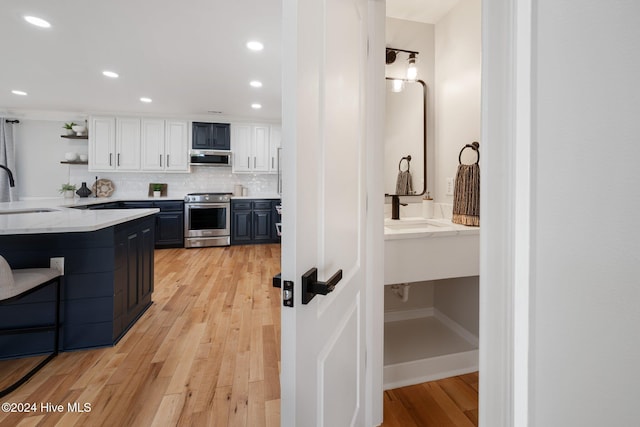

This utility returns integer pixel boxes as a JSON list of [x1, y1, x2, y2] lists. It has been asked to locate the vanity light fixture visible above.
[[407, 53, 418, 81], [102, 70, 119, 78], [24, 16, 51, 28], [385, 47, 420, 81], [140, 97, 152, 103], [246, 41, 264, 51], [11, 90, 27, 96], [251, 103, 262, 109], [250, 80, 263, 88]]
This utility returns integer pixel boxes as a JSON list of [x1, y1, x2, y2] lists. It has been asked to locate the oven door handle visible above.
[[185, 203, 229, 209]]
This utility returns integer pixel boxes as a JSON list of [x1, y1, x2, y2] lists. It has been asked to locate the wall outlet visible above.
[[446, 177, 455, 196], [50, 257, 64, 275]]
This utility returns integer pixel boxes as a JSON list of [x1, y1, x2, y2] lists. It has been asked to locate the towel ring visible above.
[[458, 141, 480, 165], [398, 155, 412, 172]]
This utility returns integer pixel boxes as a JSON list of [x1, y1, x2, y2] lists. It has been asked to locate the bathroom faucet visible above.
[[0, 165, 14, 187], [391, 195, 407, 220]]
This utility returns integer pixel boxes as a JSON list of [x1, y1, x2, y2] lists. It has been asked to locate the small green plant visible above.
[[153, 183, 162, 192], [63, 122, 77, 130], [59, 183, 76, 193]]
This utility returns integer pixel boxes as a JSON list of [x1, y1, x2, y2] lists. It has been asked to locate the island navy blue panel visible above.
[[0, 215, 155, 358]]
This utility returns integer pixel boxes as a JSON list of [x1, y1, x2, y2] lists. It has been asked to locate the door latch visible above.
[[301, 268, 343, 304], [273, 273, 293, 307]]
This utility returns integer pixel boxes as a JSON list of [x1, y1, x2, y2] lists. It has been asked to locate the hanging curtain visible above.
[[0, 118, 17, 202]]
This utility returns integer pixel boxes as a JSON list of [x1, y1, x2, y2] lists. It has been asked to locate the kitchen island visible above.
[[0, 200, 158, 359]]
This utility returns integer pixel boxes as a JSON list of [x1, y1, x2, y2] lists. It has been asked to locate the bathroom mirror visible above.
[[384, 78, 427, 197]]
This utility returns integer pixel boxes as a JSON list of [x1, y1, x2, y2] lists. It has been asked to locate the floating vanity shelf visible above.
[[383, 217, 480, 389], [60, 161, 88, 165], [60, 135, 88, 139]]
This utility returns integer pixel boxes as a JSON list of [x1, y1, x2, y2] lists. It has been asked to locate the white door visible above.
[[281, 0, 373, 425]]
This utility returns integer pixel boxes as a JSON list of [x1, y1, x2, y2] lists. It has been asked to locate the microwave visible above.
[[189, 150, 232, 166]]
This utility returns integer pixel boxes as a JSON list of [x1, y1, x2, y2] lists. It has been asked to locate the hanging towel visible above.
[[452, 163, 480, 226], [395, 170, 413, 195]]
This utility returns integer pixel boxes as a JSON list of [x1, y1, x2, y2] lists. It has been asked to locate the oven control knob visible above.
[[205, 196, 209, 200]]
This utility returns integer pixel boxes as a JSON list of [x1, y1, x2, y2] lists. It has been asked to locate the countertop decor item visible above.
[[147, 183, 167, 197], [452, 142, 480, 226], [92, 179, 115, 197], [75, 182, 92, 198], [64, 152, 78, 161], [59, 183, 76, 198], [422, 192, 434, 219]]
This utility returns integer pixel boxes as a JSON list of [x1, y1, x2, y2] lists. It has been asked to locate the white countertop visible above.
[[0, 198, 158, 235], [384, 217, 479, 240]]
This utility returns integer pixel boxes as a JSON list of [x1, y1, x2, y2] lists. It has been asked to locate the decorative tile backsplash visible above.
[[68, 165, 278, 198]]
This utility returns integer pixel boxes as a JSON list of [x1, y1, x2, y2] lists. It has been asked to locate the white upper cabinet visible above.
[[164, 120, 189, 172], [90, 116, 189, 173], [141, 119, 189, 172], [141, 119, 165, 171], [269, 124, 281, 173], [115, 118, 141, 171], [89, 117, 116, 171], [231, 123, 272, 173]]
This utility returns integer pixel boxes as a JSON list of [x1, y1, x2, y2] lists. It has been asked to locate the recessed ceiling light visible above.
[[246, 41, 264, 51], [250, 80, 263, 88], [102, 70, 119, 78], [140, 97, 152, 103], [251, 103, 262, 109], [24, 16, 51, 28], [11, 90, 27, 96]]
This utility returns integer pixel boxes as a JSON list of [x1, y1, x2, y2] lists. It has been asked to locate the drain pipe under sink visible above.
[[390, 283, 410, 302]]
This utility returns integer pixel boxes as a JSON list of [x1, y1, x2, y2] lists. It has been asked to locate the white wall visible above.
[[434, 0, 481, 204], [12, 119, 277, 199], [530, 1, 640, 425]]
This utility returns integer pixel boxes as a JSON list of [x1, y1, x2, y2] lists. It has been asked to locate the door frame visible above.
[[479, 0, 532, 425]]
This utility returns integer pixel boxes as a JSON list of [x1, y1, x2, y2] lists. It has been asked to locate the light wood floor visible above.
[[0, 244, 479, 427], [0, 245, 282, 427]]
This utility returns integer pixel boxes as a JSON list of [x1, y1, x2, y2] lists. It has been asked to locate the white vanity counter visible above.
[[384, 217, 479, 285], [0, 198, 158, 235]]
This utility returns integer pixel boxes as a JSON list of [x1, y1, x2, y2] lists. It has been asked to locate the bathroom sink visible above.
[[384, 218, 447, 229], [0, 208, 61, 215]]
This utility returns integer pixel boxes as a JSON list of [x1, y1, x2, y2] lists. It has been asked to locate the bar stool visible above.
[[0, 255, 61, 398]]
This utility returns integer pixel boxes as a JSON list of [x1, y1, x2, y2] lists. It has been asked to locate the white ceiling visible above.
[[1, 1, 457, 122], [386, 0, 461, 24], [0, 0, 282, 121]]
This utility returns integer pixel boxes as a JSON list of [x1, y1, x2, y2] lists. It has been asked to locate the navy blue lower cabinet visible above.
[[231, 199, 281, 245], [0, 215, 155, 359]]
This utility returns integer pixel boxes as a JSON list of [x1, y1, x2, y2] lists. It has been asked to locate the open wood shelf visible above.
[[60, 135, 88, 139], [60, 161, 88, 165]]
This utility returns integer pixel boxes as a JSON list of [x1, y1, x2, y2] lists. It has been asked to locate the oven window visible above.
[[189, 207, 227, 230]]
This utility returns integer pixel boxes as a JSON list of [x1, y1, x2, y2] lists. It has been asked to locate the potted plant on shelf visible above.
[[59, 183, 77, 198], [63, 122, 77, 136]]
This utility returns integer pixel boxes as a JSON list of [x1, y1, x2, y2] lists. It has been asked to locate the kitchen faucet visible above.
[[0, 165, 15, 187]]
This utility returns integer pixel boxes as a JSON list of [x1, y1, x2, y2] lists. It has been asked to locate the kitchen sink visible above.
[[384, 218, 447, 229]]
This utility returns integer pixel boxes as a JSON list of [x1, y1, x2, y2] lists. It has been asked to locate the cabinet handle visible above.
[[254, 157, 256, 168], [160, 154, 162, 167], [109, 153, 112, 166], [117, 153, 121, 167], [247, 157, 250, 168], [272, 157, 274, 169], [167, 154, 170, 167]]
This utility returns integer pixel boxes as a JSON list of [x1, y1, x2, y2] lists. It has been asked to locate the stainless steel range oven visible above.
[[184, 193, 231, 248]]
